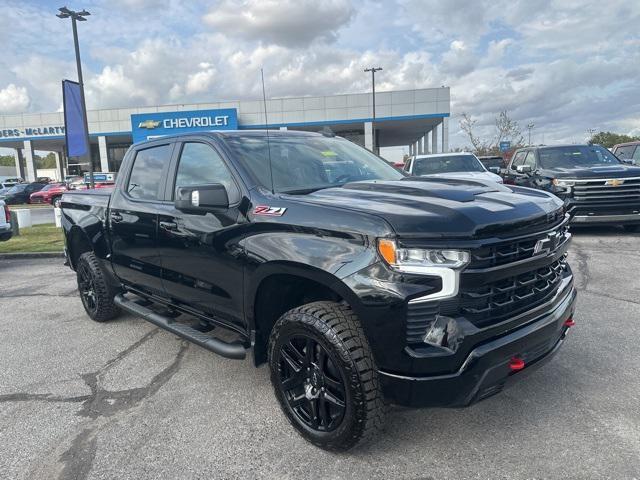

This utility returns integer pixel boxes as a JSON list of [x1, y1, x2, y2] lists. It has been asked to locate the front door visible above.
[[157, 140, 247, 327], [109, 142, 174, 295]]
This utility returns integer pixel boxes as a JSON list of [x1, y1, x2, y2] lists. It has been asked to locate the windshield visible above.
[[538, 145, 621, 169], [413, 155, 485, 175], [479, 157, 503, 168], [7, 184, 27, 194], [225, 134, 403, 193]]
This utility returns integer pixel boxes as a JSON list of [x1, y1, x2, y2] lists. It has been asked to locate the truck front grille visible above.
[[458, 257, 567, 328], [470, 223, 569, 269], [572, 177, 640, 204]]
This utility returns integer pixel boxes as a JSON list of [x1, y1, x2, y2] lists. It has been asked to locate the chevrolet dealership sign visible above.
[[131, 108, 238, 143]]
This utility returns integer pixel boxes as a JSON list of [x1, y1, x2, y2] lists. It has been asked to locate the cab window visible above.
[[523, 151, 536, 169], [510, 151, 526, 169], [127, 144, 172, 201], [174, 142, 240, 203]]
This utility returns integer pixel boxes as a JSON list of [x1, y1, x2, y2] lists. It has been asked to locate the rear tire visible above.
[[76, 252, 120, 322], [623, 224, 640, 233], [268, 301, 386, 451]]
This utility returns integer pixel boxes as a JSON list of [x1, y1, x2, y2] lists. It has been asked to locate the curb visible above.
[[0, 252, 65, 260]]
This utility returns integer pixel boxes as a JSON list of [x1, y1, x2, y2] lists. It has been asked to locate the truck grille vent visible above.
[[572, 178, 640, 204], [406, 302, 440, 344], [470, 224, 569, 269], [459, 257, 567, 328]]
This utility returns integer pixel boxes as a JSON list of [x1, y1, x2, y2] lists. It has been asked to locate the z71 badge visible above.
[[253, 205, 287, 216]]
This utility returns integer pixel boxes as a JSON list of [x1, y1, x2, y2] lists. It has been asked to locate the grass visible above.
[[0, 223, 64, 253]]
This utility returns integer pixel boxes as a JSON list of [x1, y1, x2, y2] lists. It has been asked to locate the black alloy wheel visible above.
[[268, 301, 386, 450], [75, 252, 120, 322], [277, 335, 347, 432], [78, 260, 98, 315]]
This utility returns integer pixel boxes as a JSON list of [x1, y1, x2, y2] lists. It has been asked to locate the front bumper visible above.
[[379, 282, 577, 408], [571, 211, 640, 224]]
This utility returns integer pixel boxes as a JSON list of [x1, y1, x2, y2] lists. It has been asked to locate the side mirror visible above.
[[516, 165, 533, 174], [621, 158, 633, 165], [488, 166, 501, 174], [175, 183, 229, 213]]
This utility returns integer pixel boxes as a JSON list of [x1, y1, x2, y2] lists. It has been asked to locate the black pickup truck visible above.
[[504, 144, 640, 231], [61, 131, 577, 450]]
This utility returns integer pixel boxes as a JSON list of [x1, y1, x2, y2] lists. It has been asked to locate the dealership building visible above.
[[0, 87, 450, 181]]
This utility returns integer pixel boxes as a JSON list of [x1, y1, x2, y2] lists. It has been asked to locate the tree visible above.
[[459, 113, 488, 153], [495, 111, 524, 148], [459, 111, 524, 155], [588, 131, 640, 148], [0, 154, 16, 167]]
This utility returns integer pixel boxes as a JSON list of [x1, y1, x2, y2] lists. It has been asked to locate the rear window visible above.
[[127, 144, 172, 200]]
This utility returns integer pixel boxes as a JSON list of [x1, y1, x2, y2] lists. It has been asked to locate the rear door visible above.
[[156, 139, 247, 328], [108, 142, 175, 295]]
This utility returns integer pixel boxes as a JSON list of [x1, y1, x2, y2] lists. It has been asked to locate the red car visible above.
[[29, 182, 68, 207]]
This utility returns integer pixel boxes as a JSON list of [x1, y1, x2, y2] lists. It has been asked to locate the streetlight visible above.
[[57, 6, 94, 188], [527, 123, 535, 146], [364, 67, 382, 152]]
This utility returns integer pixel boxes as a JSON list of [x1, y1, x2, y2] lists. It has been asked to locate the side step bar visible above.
[[114, 294, 247, 360]]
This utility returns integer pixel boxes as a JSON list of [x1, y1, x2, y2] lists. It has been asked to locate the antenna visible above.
[[261, 68, 275, 194]]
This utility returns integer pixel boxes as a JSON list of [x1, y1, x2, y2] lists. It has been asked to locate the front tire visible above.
[[76, 252, 120, 322], [268, 301, 386, 451]]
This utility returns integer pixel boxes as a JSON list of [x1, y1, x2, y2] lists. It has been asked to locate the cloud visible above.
[[0, 84, 30, 113], [0, 0, 638, 156], [203, 0, 355, 46]]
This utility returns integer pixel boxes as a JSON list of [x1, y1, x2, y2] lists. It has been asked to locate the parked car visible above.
[[0, 182, 46, 205], [612, 140, 640, 165], [477, 155, 506, 174], [62, 131, 576, 450], [403, 152, 504, 183], [29, 182, 69, 207], [36, 177, 54, 184], [0, 199, 12, 241], [504, 144, 640, 231], [0, 177, 24, 189]]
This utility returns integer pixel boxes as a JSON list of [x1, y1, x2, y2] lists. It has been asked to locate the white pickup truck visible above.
[[0, 200, 12, 241]]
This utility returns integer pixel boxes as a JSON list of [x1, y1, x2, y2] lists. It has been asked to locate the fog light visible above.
[[509, 357, 525, 371]]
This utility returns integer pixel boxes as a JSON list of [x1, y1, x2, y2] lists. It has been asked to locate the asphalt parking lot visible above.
[[1, 227, 639, 479]]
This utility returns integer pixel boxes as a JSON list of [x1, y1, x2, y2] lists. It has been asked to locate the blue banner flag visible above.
[[62, 80, 88, 157]]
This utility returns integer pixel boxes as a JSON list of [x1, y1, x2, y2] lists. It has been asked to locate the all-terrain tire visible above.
[[268, 301, 386, 451], [76, 252, 121, 322]]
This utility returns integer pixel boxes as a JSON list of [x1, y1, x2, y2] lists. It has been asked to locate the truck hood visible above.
[[540, 164, 640, 179], [297, 178, 564, 239]]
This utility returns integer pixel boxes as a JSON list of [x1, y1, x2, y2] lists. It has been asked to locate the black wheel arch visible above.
[[248, 261, 366, 366]]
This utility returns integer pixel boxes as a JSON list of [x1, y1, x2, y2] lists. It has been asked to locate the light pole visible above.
[[364, 67, 382, 152], [57, 6, 94, 188], [527, 123, 535, 146]]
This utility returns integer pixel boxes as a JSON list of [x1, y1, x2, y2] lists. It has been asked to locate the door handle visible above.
[[110, 212, 123, 223], [159, 221, 178, 231]]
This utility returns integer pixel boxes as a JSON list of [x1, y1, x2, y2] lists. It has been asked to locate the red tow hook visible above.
[[509, 357, 526, 372], [564, 317, 575, 328]]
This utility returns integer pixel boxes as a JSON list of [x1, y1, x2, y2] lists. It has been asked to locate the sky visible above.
[[0, 0, 639, 159]]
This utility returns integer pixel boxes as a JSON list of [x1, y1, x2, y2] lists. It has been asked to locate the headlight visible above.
[[552, 178, 574, 190], [377, 239, 470, 272]]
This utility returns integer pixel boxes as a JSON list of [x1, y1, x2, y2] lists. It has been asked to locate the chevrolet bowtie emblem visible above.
[[138, 119, 160, 129], [605, 179, 624, 186]]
